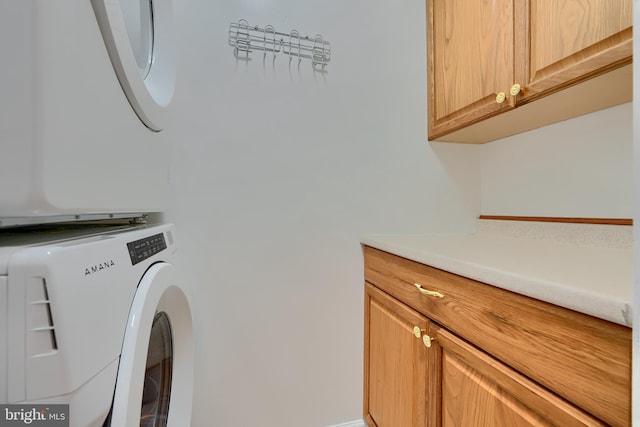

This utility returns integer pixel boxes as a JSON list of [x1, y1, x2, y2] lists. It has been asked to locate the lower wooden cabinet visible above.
[[363, 247, 631, 427], [365, 284, 428, 427], [434, 326, 608, 426]]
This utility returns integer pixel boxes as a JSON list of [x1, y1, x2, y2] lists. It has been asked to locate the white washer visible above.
[[0, 0, 175, 227], [0, 223, 194, 426]]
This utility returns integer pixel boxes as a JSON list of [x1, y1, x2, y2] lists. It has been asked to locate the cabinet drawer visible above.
[[363, 246, 631, 427]]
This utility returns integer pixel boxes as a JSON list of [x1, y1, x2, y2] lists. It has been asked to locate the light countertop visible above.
[[361, 220, 633, 327]]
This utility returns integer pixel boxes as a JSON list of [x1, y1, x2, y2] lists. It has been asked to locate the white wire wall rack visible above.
[[228, 19, 331, 69]]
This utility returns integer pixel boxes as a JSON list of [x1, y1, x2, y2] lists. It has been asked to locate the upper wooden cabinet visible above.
[[427, 0, 633, 143], [428, 1, 516, 138], [524, 1, 632, 100]]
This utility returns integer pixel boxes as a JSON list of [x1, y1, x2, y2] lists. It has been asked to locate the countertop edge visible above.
[[361, 235, 632, 327]]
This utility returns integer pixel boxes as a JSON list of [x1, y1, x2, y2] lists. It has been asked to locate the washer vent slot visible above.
[[28, 278, 58, 356]]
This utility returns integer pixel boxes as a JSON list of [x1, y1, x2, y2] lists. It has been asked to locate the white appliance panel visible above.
[[0, 0, 174, 224], [0, 224, 193, 426]]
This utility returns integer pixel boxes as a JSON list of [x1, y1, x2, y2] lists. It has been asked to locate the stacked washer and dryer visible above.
[[0, 0, 194, 426]]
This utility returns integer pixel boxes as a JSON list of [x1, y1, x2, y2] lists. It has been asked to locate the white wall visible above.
[[481, 103, 633, 218], [166, 0, 478, 426], [166, 0, 634, 425]]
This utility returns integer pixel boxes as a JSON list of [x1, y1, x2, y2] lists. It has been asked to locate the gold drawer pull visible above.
[[414, 283, 444, 298]]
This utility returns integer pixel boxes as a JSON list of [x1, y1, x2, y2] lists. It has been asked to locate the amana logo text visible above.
[[84, 260, 116, 276]]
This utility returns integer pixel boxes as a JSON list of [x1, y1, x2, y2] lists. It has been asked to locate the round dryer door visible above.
[[92, 0, 175, 131], [109, 263, 194, 426]]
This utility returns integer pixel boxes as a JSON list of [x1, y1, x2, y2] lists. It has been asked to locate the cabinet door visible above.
[[428, 0, 516, 140], [432, 326, 607, 427], [364, 283, 429, 427], [518, 0, 632, 101]]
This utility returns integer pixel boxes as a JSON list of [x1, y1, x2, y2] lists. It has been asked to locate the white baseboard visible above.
[[327, 420, 367, 427]]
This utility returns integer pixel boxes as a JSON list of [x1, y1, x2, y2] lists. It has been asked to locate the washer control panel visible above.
[[127, 233, 167, 265]]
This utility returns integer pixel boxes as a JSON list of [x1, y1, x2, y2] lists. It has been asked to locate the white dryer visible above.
[[0, 223, 194, 426], [0, 0, 176, 227]]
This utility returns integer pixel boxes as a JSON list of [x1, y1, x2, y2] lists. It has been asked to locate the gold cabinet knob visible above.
[[510, 84, 521, 96], [496, 92, 506, 103], [422, 334, 435, 348], [413, 326, 424, 338]]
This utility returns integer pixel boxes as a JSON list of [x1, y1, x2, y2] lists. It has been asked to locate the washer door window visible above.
[[141, 312, 173, 426], [92, 0, 175, 131]]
